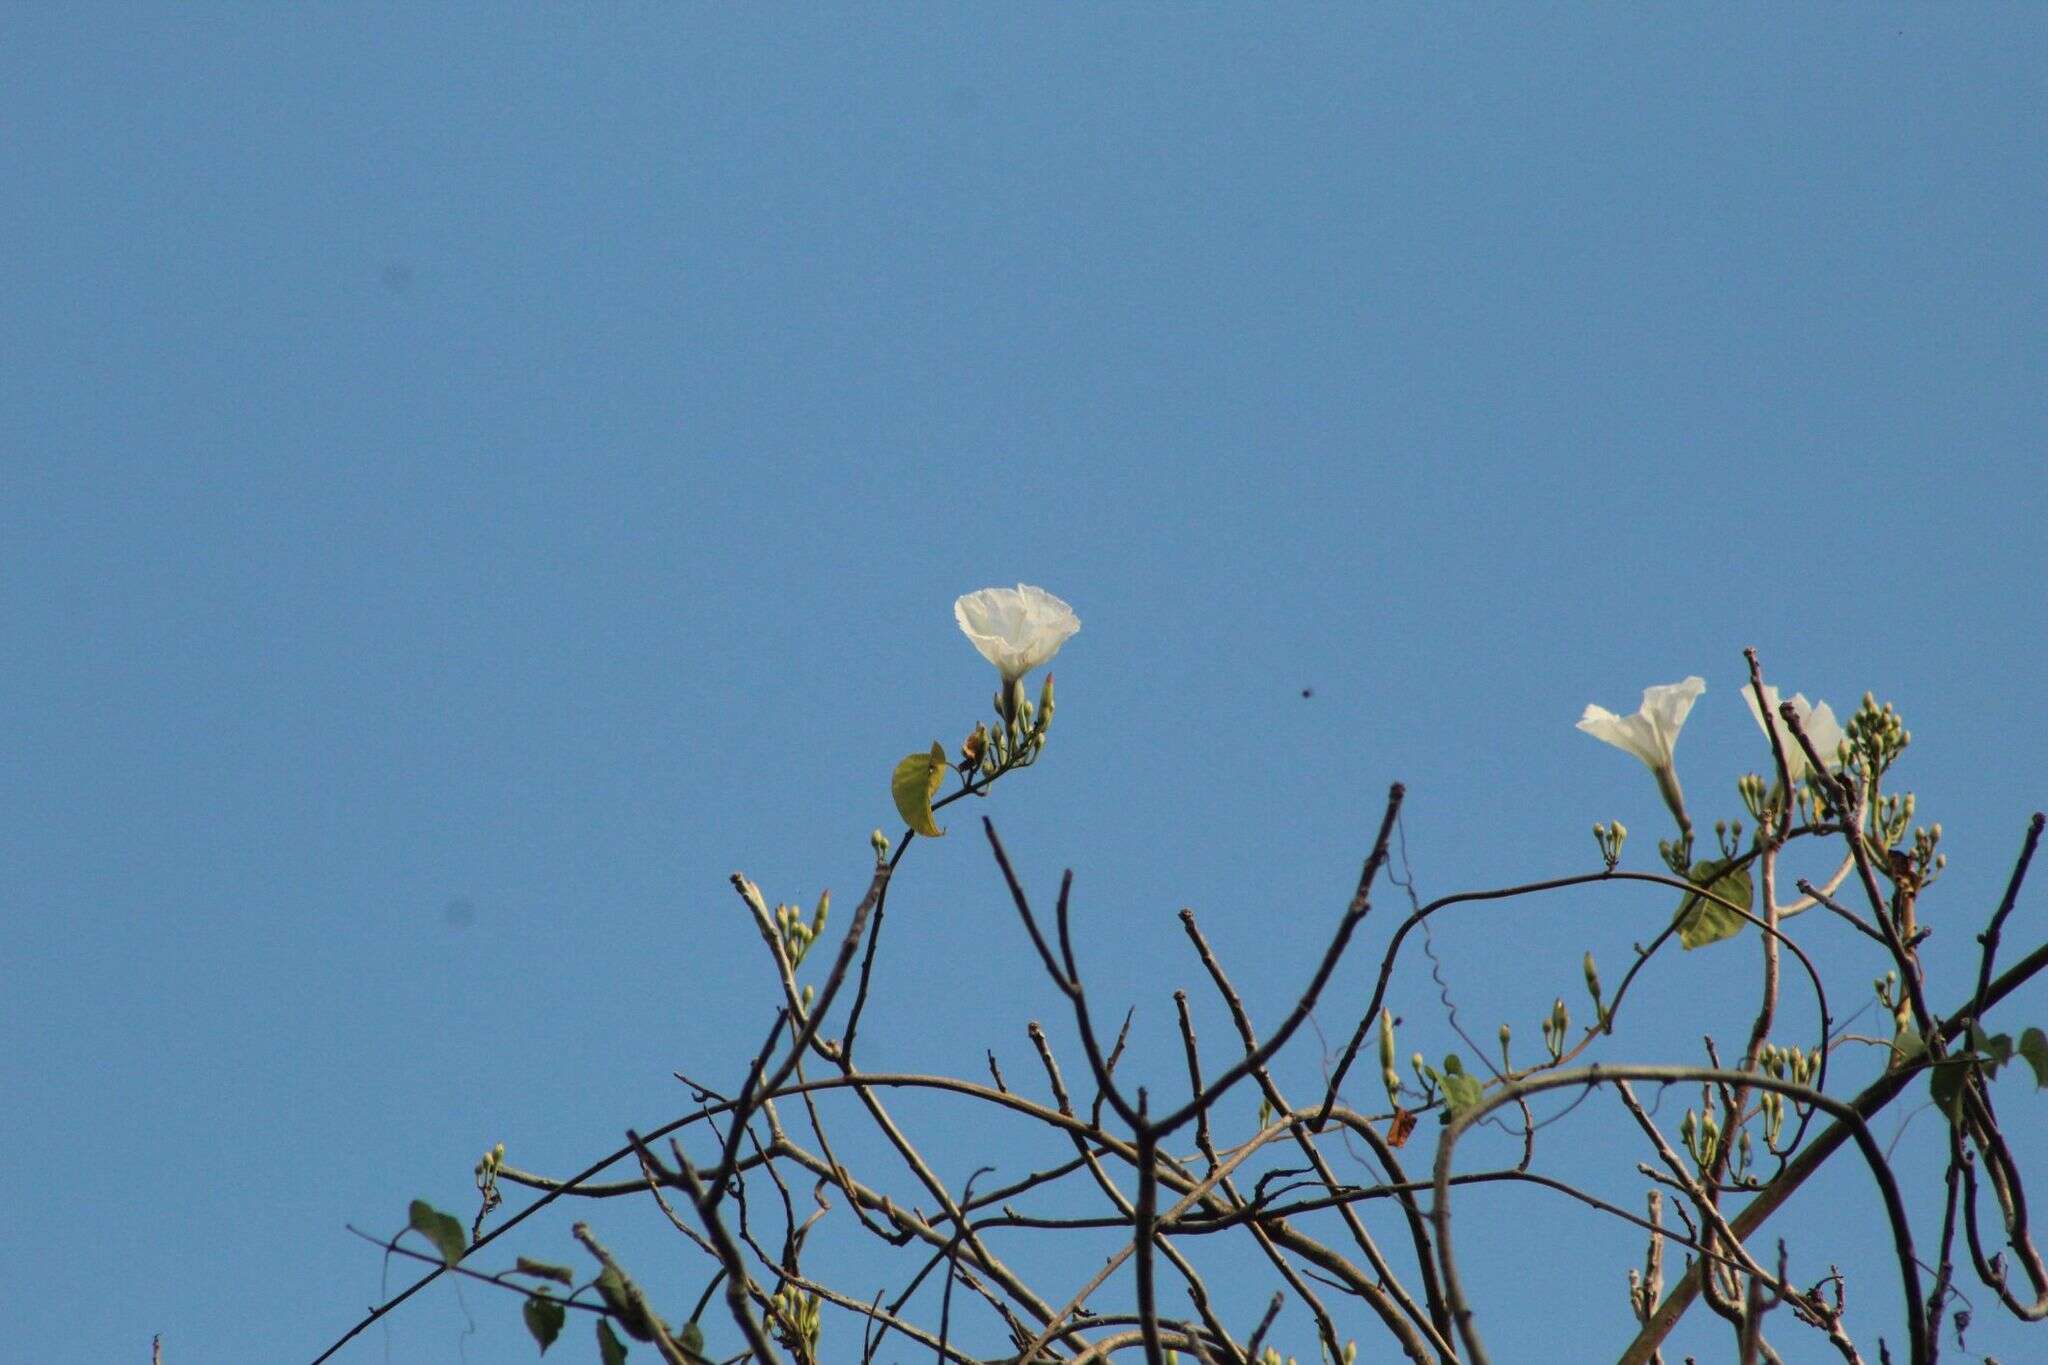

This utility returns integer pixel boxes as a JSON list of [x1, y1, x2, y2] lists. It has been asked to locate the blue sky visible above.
[[4, 7, 2046, 1362]]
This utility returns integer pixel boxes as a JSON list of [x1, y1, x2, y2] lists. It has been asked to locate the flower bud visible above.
[[870, 829, 890, 860], [1378, 1008, 1397, 1072]]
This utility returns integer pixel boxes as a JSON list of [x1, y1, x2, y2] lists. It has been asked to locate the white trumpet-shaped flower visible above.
[[1742, 685, 1845, 780], [954, 584, 1080, 682], [1577, 677, 1707, 775], [1578, 677, 1706, 836]]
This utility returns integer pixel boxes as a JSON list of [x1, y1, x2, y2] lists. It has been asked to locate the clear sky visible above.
[[5, 8, 2046, 1363]]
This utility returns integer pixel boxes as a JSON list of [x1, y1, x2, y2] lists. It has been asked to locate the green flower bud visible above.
[[1378, 1008, 1397, 1072], [871, 828, 890, 860]]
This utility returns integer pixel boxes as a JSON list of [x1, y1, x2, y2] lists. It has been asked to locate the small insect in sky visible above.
[[1301, 687, 1314, 699]]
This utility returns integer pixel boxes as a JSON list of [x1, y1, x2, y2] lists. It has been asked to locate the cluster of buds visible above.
[[1872, 791, 1918, 851], [768, 1283, 822, 1358], [1845, 692, 1910, 779], [1737, 772, 1775, 825], [474, 1141, 507, 1217], [1905, 822, 1947, 888], [1680, 1101, 1721, 1171], [1759, 1087, 1787, 1146], [1593, 820, 1627, 870], [1240, 1347, 1353, 1365], [1874, 969, 1915, 1037], [1656, 836, 1694, 877], [1541, 997, 1571, 1062], [1757, 1043, 1821, 1147], [1713, 818, 1744, 859], [1379, 1008, 1401, 1102], [1759, 1041, 1820, 1088], [773, 891, 830, 971], [972, 672, 1057, 778], [869, 827, 890, 864]]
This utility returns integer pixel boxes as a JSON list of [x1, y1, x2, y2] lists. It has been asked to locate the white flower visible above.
[[953, 584, 1080, 682], [1577, 677, 1707, 775], [1743, 685, 1845, 780]]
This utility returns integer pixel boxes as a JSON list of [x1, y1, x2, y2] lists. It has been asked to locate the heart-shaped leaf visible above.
[[890, 743, 948, 838], [1676, 860, 1752, 950], [406, 1199, 466, 1265]]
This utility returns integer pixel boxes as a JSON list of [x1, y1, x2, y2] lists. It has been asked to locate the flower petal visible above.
[[1579, 677, 1704, 773], [1744, 682, 1844, 779], [954, 584, 1080, 680]]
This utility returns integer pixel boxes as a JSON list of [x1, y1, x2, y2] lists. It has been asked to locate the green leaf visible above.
[[523, 1294, 566, 1355], [1978, 1027, 2015, 1074], [890, 743, 948, 838], [596, 1319, 629, 1365], [679, 1321, 705, 1357], [595, 1266, 651, 1341], [1675, 860, 1752, 950], [594, 1265, 676, 1344], [406, 1199, 467, 1264], [2017, 1027, 2048, 1088], [1929, 1057, 1975, 1123], [1892, 1022, 1926, 1067], [1439, 1053, 1483, 1119], [512, 1257, 577, 1286]]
